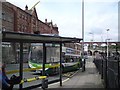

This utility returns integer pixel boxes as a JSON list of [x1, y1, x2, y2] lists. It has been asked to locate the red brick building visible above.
[[2, 2, 59, 35], [15, 6, 32, 33], [38, 19, 52, 34], [2, 2, 59, 63], [2, 2, 14, 32], [2, 2, 81, 63]]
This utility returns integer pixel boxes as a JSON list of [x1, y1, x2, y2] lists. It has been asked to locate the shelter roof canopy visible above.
[[2, 31, 82, 43]]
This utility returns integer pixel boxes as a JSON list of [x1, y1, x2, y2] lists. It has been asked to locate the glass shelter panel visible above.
[[46, 45, 60, 63], [2, 42, 20, 89]]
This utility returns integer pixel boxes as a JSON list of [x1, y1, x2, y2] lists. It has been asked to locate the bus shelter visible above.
[[2, 31, 82, 90]]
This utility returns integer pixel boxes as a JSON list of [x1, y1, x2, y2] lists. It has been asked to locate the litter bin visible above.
[[42, 78, 48, 89]]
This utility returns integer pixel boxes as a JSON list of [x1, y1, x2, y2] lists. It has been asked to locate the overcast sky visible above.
[[6, 0, 119, 42]]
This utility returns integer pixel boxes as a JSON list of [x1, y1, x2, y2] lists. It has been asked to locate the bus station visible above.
[[2, 31, 82, 90]]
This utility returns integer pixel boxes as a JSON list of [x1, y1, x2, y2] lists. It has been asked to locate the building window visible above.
[[25, 16, 27, 21], [17, 26, 19, 31], [19, 25, 22, 31], [2, 27, 6, 31], [0, 13, 2, 19], [19, 13, 22, 18], [25, 26, 27, 31], [22, 25, 24, 32], [2, 12, 5, 20], [22, 14, 25, 19], [7, 15, 13, 23], [23, 25, 26, 32]]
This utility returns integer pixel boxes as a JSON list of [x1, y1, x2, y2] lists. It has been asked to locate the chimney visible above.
[[25, 5, 28, 10], [45, 19, 47, 23]]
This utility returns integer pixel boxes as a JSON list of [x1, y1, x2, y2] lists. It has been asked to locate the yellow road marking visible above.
[[6, 64, 60, 74], [19, 76, 47, 84]]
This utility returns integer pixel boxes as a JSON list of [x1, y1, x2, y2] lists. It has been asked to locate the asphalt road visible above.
[[6, 63, 68, 89], [5, 56, 100, 89]]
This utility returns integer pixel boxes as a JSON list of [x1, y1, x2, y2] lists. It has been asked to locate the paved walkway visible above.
[[48, 56, 104, 89]]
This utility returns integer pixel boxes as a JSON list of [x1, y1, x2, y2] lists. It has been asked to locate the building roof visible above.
[[2, 31, 82, 43]]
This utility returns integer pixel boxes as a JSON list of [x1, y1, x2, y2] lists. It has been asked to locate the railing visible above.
[[94, 55, 120, 88]]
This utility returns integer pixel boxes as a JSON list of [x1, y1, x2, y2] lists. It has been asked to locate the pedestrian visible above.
[[0, 63, 14, 90]]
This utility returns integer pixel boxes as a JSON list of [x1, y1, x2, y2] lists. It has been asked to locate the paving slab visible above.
[[47, 56, 104, 89]]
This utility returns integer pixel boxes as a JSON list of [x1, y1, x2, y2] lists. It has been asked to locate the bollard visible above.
[[82, 58, 86, 72], [42, 78, 48, 90]]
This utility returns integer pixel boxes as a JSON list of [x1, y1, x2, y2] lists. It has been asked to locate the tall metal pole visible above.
[[82, 0, 84, 53], [107, 40, 108, 58], [101, 31, 103, 52], [43, 43, 46, 76], [82, 0, 85, 72], [105, 29, 109, 88], [42, 43, 46, 89], [60, 43, 62, 86], [19, 42, 23, 90], [106, 29, 109, 59]]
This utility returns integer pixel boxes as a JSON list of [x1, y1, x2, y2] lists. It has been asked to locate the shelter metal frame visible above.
[[2, 31, 82, 90]]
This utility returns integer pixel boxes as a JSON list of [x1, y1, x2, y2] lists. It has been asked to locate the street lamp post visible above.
[[82, 0, 85, 72], [101, 31, 103, 52], [106, 29, 109, 58], [105, 29, 109, 88], [82, 0, 84, 55]]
